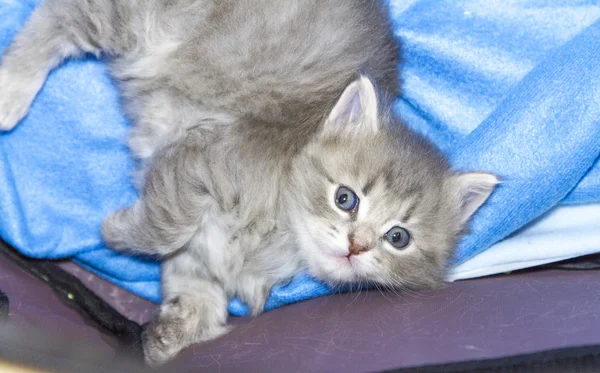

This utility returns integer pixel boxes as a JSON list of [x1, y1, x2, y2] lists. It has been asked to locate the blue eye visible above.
[[384, 226, 410, 249], [335, 186, 359, 212]]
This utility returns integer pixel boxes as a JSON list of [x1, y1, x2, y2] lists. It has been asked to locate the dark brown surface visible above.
[[1, 253, 600, 373]]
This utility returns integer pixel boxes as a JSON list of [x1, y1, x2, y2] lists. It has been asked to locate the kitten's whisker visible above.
[[374, 283, 394, 305]]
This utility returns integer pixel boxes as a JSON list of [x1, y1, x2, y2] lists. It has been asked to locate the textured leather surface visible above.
[[2, 255, 599, 373]]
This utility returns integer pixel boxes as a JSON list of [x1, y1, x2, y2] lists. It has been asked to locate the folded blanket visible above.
[[1, 0, 599, 316]]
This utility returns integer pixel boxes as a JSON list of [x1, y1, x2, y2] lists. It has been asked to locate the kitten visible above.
[[0, 0, 498, 366]]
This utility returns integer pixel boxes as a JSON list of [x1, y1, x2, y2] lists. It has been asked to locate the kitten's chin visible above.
[[308, 254, 358, 284]]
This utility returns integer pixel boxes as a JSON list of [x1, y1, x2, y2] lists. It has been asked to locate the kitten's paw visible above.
[[143, 297, 230, 366], [142, 316, 186, 366], [0, 68, 42, 131], [237, 276, 269, 316]]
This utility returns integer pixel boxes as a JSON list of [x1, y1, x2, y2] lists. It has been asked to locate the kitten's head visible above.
[[285, 76, 498, 290]]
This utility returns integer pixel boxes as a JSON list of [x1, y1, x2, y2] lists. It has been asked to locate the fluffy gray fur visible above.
[[0, 0, 498, 366]]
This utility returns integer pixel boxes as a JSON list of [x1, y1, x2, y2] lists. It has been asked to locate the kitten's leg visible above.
[[102, 132, 219, 256], [144, 252, 229, 366], [0, 0, 130, 130]]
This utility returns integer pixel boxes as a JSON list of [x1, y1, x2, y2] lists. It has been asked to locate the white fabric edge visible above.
[[447, 203, 600, 282]]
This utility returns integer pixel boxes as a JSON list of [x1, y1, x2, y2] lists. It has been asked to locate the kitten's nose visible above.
[[348, 238, 368, 256]]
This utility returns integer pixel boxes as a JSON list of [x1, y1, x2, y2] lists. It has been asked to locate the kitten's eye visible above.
[[384, 226, 410, 249], [335, 186, 359, 212]]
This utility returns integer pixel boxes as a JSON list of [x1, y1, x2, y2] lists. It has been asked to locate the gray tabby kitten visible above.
[[0, 0, 498, 366]]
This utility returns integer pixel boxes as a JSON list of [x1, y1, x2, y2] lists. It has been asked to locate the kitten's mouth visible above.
[[336, 254, 353, 267]]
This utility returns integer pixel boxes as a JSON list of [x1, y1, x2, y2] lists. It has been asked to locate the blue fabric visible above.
[[1, 0, 599, 317]]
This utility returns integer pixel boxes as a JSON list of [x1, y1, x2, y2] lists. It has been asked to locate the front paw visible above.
[[143, 296, 230, 366], [142, 316, 186, 367], [237, 276, 270, 316]]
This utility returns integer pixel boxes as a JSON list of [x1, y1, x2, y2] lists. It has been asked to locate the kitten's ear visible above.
[[324, 76, 379, 134], [453, 172, 499, 224]]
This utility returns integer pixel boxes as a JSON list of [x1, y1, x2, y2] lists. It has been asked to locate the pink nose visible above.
[[348, 239, 368, 256]]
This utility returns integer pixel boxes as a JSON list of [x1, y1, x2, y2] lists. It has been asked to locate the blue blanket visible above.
[[1, 0, 599, 316]]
